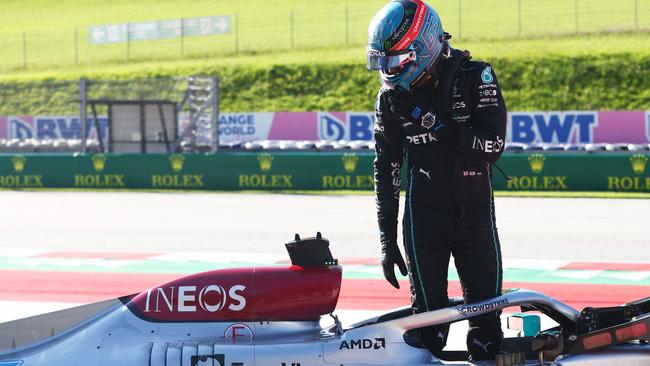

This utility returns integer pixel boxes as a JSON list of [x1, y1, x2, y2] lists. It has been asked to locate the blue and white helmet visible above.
[[367, 0, 447, 91]]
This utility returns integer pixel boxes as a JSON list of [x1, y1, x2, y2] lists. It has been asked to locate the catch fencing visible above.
[[0, 0, 648, 71]]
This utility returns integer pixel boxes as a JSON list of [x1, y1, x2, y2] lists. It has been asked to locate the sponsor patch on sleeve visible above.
[[477, 66, 499, 108], [481, 66, 494, 84]]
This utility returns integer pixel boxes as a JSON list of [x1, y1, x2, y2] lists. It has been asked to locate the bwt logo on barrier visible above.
[[509, 112, 597, 144], [318, 113, 374, 141], [7, 116, 109, 140]]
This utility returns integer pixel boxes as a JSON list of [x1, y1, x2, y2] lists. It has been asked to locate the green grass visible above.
[[0, 0, 649, 74], [2, 49, 649, 114], [2, 31, 649, 82], [0, 1, 648, 114]]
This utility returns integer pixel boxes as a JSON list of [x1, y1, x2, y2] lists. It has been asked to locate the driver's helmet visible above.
[[367, 0, 446, 91]]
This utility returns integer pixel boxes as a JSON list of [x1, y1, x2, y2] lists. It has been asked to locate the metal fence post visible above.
[[518, 0, 522, 35], [127, 22, 131, 61], [457, 0, 462, 39], [74, 27, 79, 64], [235, 14, 240, 54], [345, 6, 350, 47], [290, 10, 295, 50], [79, 78, 88, 154], [22, 32, 27, 68], [180, 18, 185, 57]]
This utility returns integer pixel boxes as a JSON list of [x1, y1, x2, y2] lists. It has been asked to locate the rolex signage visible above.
[[12, 155, 26, 173], [342, 153, 358, 173], [607, 154, 650, 191], [258, 153, 273, 173], [0, 153, 647, 192], [322, 153, 373, 189], [505, 153, 569, 190], [528, 154, 545, 174], [151, 154, 205, 188], [238, 153, 293, 189], [630, 154, 648, 174], [74, 154, 126, 188], [0, 155, 44, 188]]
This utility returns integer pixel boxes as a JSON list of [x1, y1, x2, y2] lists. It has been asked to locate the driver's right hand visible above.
[[380, 241, 408, 289]]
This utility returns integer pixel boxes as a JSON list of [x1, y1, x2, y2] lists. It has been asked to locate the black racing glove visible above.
[[387, 86, 448, 137], [387, 86, 434, 124], [381, 241, 408, 289]]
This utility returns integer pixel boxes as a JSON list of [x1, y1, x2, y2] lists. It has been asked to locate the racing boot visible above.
[[467, 322, 503, 361], [417, 325, 450, 356]]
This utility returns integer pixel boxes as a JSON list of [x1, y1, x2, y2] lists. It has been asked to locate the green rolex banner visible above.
[[495, 153, 650, 191], [0, 153, 648, 192]]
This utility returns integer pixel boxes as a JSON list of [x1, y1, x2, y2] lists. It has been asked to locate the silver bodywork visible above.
[[0, 289, 647, 366]]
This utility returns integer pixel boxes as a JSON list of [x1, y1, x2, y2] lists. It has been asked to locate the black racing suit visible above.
[[373, 49, 507, 359]]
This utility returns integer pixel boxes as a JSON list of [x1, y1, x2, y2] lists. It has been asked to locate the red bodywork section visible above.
[[128, 266, 342, 322]]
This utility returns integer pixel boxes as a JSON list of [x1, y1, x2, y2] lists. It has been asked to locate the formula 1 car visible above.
[[0, 233, 649, 366]]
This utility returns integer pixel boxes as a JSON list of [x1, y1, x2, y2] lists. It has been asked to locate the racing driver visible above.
[[368, 0, 507, 361]]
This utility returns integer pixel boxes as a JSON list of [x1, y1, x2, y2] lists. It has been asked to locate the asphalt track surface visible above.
[[0, 190, 648, 261]]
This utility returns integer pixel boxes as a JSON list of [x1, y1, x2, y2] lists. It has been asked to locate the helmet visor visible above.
[[367, 48, 417, 71]]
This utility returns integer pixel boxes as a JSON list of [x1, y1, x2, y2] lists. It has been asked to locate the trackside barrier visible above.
[[0, 153, 648, 192]]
